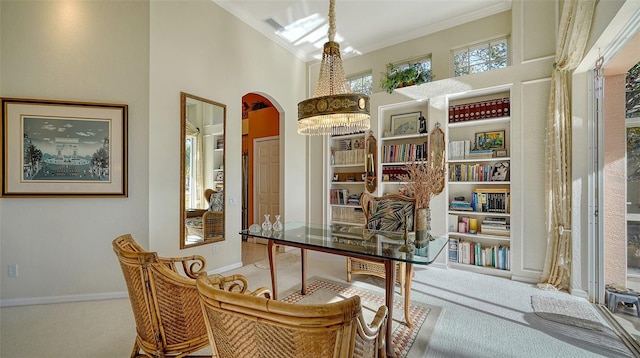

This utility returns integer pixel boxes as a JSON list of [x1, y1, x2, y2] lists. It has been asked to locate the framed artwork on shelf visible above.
[[475, 130, 505, 150], [390, 111, 422, 136], [1, 97, 128, 197], [490, 161, 510, 181]]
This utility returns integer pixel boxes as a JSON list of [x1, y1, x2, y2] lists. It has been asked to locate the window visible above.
[[347, 72, 373, 95], [185, 136, 196, 208], [452, 37, 509, 77], [626, 62, 640, 274], [627, 61, 640, 118], [390, 57, 432, 77]]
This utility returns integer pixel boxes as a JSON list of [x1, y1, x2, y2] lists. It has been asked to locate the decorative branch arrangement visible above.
[[399, 156, 446, 209]]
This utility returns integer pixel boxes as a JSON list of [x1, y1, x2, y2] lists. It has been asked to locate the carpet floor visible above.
[[0, 247, 637, 357], [279, 276, 441, 357]]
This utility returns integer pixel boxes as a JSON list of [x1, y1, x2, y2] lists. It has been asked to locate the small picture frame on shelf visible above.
[[495, 149, 508, 157], [490, 161, 510, 181], [390, 111, 422, 136], [475, 130, 505, 150]]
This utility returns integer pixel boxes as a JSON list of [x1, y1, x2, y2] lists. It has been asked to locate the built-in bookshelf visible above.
[[377, 101, 429, 196], [446, 86, 512, 278], [328, 133, 366, 227], [212, 131, 224, 188]]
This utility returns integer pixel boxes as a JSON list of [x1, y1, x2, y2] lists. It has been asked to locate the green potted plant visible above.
[[380, 62, 433, 94]]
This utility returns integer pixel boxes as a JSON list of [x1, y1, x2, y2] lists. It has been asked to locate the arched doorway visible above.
[[241, 93, 281, 255]]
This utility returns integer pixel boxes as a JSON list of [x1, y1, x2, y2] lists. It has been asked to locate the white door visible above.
[[254, 137, 280, 229]]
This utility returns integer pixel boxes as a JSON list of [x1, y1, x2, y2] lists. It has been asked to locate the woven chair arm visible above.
[[359, 305, 388, 338], [202, 273, 271, 298], [159, 255, 206, 279], [250, 287, 272, 299]]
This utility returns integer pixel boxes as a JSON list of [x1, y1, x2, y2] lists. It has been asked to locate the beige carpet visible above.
[[254, 250, 301, 269], [279, 276, 441, 358]]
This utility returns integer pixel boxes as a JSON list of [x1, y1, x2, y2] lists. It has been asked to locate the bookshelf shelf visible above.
[[377, 100, 429, 196], [448, 232, 511, 242], [332, 163, 365, 168], [331, 220, 364, 226], [449, 157, 511, 164], [327, 133, 366, 227], [449, 181, 510, 185], [448, 116, 510, 129], [446, 86, 513, 277], [448, 262, 512, 278]]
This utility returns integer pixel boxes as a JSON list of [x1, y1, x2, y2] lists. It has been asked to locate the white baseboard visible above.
[[0, 291, 128, 308], [1, 261, 245, 308]]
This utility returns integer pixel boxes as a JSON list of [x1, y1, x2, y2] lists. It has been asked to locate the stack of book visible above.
[[448, 97, 510, 123], [329, 189, 349, 205], [448, 140, 471, 160], [346, 193, 362, 206], [450, 200, 473, 211], [449, 163, 494, 182], [381, 142, 427, 163], [471, 188, 510, 213], [453, 239, 510, 270], [468, 149, 494, 159], [480, 217, 510, 236], [382, 166, 409, 182]]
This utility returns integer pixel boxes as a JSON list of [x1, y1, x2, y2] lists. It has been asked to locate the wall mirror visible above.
[[180, 92, 226, 249]]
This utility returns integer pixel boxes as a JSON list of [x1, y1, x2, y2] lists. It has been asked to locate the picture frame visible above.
[[490, 161, 510, 181], [390, 111, 422, 136], [1, 97, 128, 197], [475, 130, 505, 150]]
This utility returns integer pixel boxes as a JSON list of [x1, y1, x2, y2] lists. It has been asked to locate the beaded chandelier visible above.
[[297, 0, 370, 135]]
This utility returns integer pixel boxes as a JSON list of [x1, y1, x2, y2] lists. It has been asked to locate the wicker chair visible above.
[[113, 234, 212, 358], [203, 188, 224, 239], [196, 273, 388, 358], [346, 193, 416, 297]]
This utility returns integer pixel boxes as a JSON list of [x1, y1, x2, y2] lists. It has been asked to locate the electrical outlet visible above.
[[212, 244, 219, 254], [8, 264, 18, 277]]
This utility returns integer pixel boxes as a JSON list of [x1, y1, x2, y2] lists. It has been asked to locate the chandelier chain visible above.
[[328, 0, 336, 42]]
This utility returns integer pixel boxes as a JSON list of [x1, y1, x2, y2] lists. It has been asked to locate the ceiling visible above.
[[214, 0, 513, 62]]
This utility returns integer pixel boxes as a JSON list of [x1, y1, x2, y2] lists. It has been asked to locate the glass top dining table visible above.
[[240, 222, 448, 358]]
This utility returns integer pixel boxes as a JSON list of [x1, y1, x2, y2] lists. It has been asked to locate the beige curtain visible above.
[[539, 0, 596, 290], [185, 121, 205, 209]]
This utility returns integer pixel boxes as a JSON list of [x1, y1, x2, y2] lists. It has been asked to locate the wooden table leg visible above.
[[301, 248, 307, 295], [268, 239, 278, 300], [384, 259, 396, 358], [404, 263, 413, 328]]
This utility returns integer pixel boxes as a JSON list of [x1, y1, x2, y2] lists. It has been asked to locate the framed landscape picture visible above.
[[390, 111, 422, 136], [475, 130, 505, 150], [1, 98, 128, 197]]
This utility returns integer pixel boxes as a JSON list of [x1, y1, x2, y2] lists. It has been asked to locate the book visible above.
[[448, 214, 459, 232], [448, 238, 459, 262], [468, 149, 494, 159]]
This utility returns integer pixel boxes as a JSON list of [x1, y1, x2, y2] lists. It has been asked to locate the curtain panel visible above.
[[540, 0, 596, 290]]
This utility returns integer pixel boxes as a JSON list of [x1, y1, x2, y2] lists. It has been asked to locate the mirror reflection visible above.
[[180, 92, 226, 249]]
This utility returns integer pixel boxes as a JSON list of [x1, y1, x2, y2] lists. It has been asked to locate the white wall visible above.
[[0, 0, 306, 304], [0, 1, 150, 302], [148, 1, 307, 264]]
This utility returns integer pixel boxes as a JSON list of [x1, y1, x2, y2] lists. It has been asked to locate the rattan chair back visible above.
[[347, 193, 416, 297], [196, 273, 388, 358], [113, 234, 210, 358]]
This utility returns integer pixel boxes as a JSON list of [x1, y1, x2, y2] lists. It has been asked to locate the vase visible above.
[[261, 214, 272, 231], [273, 215, 283, 232], [414, 207, 432, 256]]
